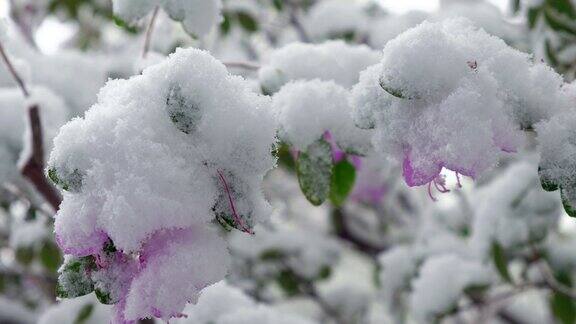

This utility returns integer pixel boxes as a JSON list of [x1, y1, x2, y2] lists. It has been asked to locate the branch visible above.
[[223, 61, 261, 71], [331, 208, 387, 257], [142, 6, 160, 59], [531, 246, 576, 299], [286, 1, 311, 43], [0, 40, 62, 212]]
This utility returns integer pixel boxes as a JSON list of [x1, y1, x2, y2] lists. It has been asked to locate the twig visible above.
[[2, 183, 54, 218], [0, 40, 62, 212], [331, 208, 387, 257], [223, 61, 261, 71], [531, 246, 576, 299], [286, 0, 311, 43], [142, 6, 160, 59]]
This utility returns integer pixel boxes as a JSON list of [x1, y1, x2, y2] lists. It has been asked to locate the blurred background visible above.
[[1, 0, 576, 323]]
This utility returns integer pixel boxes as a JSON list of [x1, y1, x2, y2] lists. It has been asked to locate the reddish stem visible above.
[[216, 169, 253, 234]]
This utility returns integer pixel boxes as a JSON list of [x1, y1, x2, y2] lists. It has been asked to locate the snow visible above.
[[470, 159, 561, 256], [351, 18, 569, 188], [112, 0, 222, 37], [38, 294, 111, 324], [0, 86, 68, 186], [259, 41, 380, 94], [273, 79, 371, 153], [304, 0, 367, 41], [409, 254, 493, 322], [176, 281, 315, 324], [49, 48, 276, 321]]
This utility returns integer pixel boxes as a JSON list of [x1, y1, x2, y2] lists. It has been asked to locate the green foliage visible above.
[[15, 247, 34, 266], [74, 303, 94, 324], [491, 241, 513, 283], [220, 11, 259, 35], [48, 168, 84, 192], [237, 12, 259, 33], [550, 272, 576, 324], [166, 85, 202, 135], [56, 256, 96, 299], [260, 249, 285, 261], [40, 241, 62, 273], [297, 139, 333, 206], [95, 288, 114, 305], [276, 270, 300, 297], [379, 77, 413, 99], [329, 159, 356, 206], [560, 189, 576, 217]]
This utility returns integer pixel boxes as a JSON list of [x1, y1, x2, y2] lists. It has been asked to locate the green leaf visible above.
[[40, 241, 62, 273], [550, 272, 576, 324], [329, 159, 356, 206], [547, 0, 576, 18], [379, 77, 414, 99], [260, 249, 284, 261], [56, 256, 96, 299], [236, 12, 258, 33], [317, 266, 331, 280], [512, 0, 521, 13], [297, 139, 333, 206], [540, 177, 559, 192], [74, 304, 94, 324], [166, 84, 202, 135], [272, 0, 283, 11], [561, 189, 576, 217], [95, 288, 114, 305], [15, 247, 34, 266], [220, 12, 232, 35], [491, 241, 512, 283], [528, 7, 542, 29], [544, 7, 576, 35], [276, 270, 300, 297], [545, 38, 560, 67]]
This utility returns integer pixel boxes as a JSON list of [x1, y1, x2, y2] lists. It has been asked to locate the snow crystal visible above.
[[409, 254, 492, 323], [112, 0, 222, 37], [273, 79, 371, 154], [259, 41, 380, 94], [351, 19, 568, 188]]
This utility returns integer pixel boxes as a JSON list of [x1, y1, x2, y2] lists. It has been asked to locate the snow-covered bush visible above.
[[2, 1, 576, 324]]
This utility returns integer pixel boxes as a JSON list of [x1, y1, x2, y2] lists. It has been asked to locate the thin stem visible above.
[[531, 246, 576, 299], [0, 41, 29, 97], [286, 0, 310, 43], [142, 6, 160, 59], [216, 169, 253, 234], [223, 61, 261, 70]]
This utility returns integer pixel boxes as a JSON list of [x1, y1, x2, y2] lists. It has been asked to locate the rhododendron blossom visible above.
[[352, 19, 568, 192]]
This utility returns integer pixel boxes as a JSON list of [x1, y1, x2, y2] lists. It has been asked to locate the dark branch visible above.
[[0, 40, 62, 212]]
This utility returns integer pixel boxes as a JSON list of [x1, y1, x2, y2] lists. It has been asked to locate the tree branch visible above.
[[142, 6, 160, 59], [0, 40, 62, 212]]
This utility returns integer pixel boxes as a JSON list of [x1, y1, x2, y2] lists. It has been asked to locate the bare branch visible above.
[[223, 61, 261, 71], [0, 40, 62, 212], [142, 6, 160, 59]]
